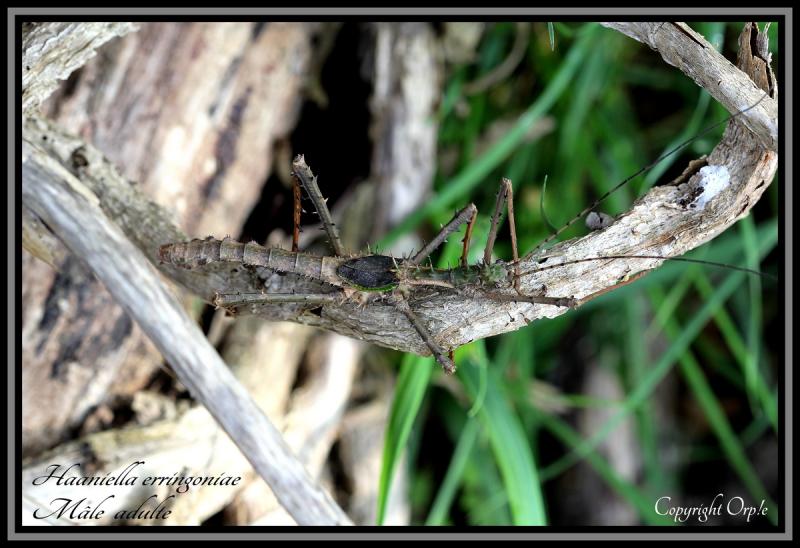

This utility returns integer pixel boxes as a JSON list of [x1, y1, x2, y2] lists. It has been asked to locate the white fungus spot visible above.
[[692, 165, 730, 209]]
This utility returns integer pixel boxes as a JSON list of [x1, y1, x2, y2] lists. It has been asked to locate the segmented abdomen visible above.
[[158, 237, 339, 285]]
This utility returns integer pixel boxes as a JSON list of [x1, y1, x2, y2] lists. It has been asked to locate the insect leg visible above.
[[483, 291, 577, 309], [212, 292, 341, 308], [291, 154, 346, 257], [483, 178, 521, 290], [483, 178, 508, 265], [393, 296, 457, 374], [409, 204, 478, 266], [506, 179, 520, 290], [292, 170, 302, 252], [460, 206, 478, 267]]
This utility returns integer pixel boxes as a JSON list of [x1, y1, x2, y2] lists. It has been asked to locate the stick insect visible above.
[[160, 155, 577, 375], [159, 91, 773, 376]]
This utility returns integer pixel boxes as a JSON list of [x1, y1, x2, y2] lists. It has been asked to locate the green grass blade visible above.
[[650, 291, 777, 524], [376, 354, 433, 525], [535, 411, 674, 525], [459, 361, 548, 525], [539, 270, 751, 480], [626, 295, 669, 496], [424, 418, 481, 525], [739, 216, 765, 420], [379, 24, 600, 249], [693, 274, 778, 432]]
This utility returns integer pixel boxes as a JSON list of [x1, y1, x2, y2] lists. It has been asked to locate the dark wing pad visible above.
[[336, 255, 400, 290]]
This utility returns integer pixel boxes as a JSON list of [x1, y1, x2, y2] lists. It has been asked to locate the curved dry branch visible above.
[[600, 22, 777, 152]]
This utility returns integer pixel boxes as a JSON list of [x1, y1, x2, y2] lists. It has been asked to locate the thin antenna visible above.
[[514, 254, 777, 281], [525, 92, 771, 259]]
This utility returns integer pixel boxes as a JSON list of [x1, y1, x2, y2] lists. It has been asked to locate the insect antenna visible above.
[[525, 92, 771, 259], [512, 254, 777, 282]]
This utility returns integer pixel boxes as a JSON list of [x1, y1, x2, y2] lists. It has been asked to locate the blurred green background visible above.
[[376, 21, 780, 526]]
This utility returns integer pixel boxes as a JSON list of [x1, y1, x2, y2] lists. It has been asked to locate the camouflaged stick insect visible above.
[[160, 155, 578, 375], [159, 96, 775, 375]]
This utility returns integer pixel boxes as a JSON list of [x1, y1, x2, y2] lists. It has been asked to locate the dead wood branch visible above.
[[225, 334, 364, 525], [22, 22, 137, 113], [369, 22, 441, 240], [339, 396, 411, 525], [600, 22, 777, 152], [22, 22, 315, 455], [210, 22, 777, 358], [21, 139, 351, 525], [22, 319, 314, 526]]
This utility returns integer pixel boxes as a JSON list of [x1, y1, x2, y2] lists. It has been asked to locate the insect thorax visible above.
[[404, 261, 509, 288], [336, 255, 400, 291]]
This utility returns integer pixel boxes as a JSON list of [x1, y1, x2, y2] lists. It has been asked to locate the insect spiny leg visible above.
[[409, 203, 477, 266], [460, 206, 478, 268], [292, 154, 346, 257], [292, 170, 302, 252], [504, 178, 521, 291], [485, 291, 578, 309], [393, 296, 456, 374], [213, 292, 341, 308], [484, 178, 510, 266]]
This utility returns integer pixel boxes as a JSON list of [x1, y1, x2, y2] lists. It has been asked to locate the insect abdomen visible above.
[[158, 237, 327, 281]]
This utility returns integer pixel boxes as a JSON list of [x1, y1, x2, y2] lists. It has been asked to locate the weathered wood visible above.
[[22, 205, 68, 267], [43, 22, 316, 237], [338, 395, 411, 525], [21, 250, 162, 457], [173, 22, 776, 359], [369, 22, 440, 241], [21, 140, 352, 525], [225, 334, 364, 525], [22, 22, 136, 113], [22, 22, 315, 455], [600, 22, 777, 152], [150, 320, 314, 525]]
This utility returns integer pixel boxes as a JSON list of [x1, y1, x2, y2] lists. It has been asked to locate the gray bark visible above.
[[21, 22, 314, 456], [600, 22, 777, 152], [22, 21, 350, 526], [22, 22, 136, 113]]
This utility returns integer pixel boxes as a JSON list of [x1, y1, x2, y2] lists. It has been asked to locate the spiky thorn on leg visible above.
[[460, 206, 478, 268], [291, 169, 302, 252], [291, 154, 346, 257], [212, 292, 341, 308], [484, 178, 521, 290], [393, 293, 456, 374], [409, 204, 478, 267]]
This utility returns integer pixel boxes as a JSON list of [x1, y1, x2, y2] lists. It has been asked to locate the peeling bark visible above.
[[22, 21, 349, 526], [22, 22, 136, 113], [600, 22, 777, 152], [22, 22, 314, 454]]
